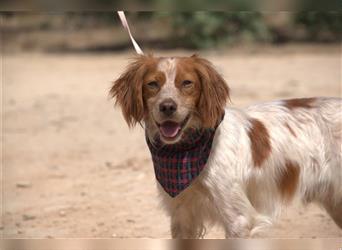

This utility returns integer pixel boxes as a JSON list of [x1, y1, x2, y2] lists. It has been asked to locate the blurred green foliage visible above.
[[162, 12, 341, 48], [169, 12, 272, 48], [121, 11, 340, 49], [165, 12, 342, 48], [52, 11, 340, 48], [295, 12, 342, 41], [3, 11, 340, 49]]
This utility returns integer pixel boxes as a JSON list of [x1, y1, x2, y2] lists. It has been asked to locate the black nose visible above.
[[159, 99, 177, 116]]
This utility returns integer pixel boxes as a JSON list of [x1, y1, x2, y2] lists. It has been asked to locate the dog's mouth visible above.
[[156, 115, 191, 142]]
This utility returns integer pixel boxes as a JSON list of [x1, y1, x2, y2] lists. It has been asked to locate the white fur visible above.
[[158, 97, 342, 238]]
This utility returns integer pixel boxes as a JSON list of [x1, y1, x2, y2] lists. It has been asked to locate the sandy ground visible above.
[[2, 46, 342, 238]]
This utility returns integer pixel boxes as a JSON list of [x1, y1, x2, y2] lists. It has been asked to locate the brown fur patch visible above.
[[285, 122, 296, 137], [248, 118, 271, 167], [191, 55, 230, 128], [110, 55, 158, 127], [284, 97, 316, 110], [279, 160, 300, 201]]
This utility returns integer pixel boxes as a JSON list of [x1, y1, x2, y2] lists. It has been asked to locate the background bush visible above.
[[2, 11, 341, 51], [135, 11, 341, 48], [169, 12, 272, 48]]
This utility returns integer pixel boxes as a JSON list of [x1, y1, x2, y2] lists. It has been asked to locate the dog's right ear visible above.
[[110, 55, 154, 127]]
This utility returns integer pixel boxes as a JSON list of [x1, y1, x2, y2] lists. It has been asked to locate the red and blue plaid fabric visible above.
[[146, 126, 219, 197]]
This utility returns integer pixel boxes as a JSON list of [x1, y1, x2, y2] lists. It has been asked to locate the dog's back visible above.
[[241, 97, 342, 226]]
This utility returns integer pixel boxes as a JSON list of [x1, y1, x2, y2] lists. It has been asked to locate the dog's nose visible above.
[[159, 99, 177, 116]]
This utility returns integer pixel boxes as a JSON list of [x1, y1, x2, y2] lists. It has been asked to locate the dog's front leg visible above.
[[170, 208, 205, 239]]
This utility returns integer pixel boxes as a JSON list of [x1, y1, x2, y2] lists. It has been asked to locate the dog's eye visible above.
[[182, 80, 193, 87], [147, 81, 159, 89]]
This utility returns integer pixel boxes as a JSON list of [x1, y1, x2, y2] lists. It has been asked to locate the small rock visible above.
[[8, 99, 16, 105], [17, 230, 24, 234], [136, 173, 145, 180], [111, 233, 117, 238], [49, 165, 59, 170], [15, 222, 21, 227], [22, 214, 36, 221], [59, 210, 66, 217], [126, 219, 135, 223], [46, 235, 54, 239], [105, 161, 112, 168], [97, 222, 104, 226], [49, 173, 66, 179], [287, 79, 298, 86], [105, 161, 120, 169], [16, 182, 32, 188], [80, 191, 87, 196], [0, 225, 4, 230], [91, 228, 96, 232]]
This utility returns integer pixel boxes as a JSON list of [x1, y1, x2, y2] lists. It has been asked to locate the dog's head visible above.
[[110, 54, 230, 144]]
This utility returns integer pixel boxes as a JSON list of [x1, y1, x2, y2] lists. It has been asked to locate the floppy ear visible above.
[[110, 56, 150, 127], [193, 55, 230, 128]]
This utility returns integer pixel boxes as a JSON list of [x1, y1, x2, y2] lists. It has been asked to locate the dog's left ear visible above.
[[192, 55, 230, 128], [110, 56, 151, 127]]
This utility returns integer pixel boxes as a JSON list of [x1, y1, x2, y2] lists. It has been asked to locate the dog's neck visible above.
[[145, 114, 224, 197]]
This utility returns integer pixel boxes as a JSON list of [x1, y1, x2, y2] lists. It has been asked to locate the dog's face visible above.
[[111, 55, 229, 144]]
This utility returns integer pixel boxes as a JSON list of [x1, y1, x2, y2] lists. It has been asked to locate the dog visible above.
[[110, 54, 342, 238]]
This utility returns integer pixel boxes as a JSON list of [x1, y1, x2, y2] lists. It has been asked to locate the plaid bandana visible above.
[[146, 122, 221, 198]]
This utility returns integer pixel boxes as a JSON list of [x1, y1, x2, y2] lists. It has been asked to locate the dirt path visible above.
[[2, 46, 342, 238]]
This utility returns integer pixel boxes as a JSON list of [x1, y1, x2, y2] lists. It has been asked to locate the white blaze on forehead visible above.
[[157, 58, 179, 100], [157, 57, 177, 84]]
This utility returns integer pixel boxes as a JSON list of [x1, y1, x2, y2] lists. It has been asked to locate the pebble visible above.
[[22, 214, 36, 221], [105, 161, 120, 169], [0, 225, 4, 230], [105, 161, 112, 168], [111, 233, 117, 238], [97, 222, 104, 226], [17, 230, 24, 234], [16, 182, 32, 188], [105, 161, 124, 170], [126, 219, 135, 223], [59, 210, 66, 217], [8, 99, 16, 105], [49, 165, 59, 170], [136, 173, 145, 180], [49, 173, 66, 179], [80, 191, 87, 196], [15, 222, 21, 227]]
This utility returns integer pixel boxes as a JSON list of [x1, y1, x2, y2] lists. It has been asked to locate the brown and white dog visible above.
[[111, 54, 342, 238]]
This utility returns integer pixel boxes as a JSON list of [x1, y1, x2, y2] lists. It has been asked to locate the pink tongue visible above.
[[160, 121, 181, 138]]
